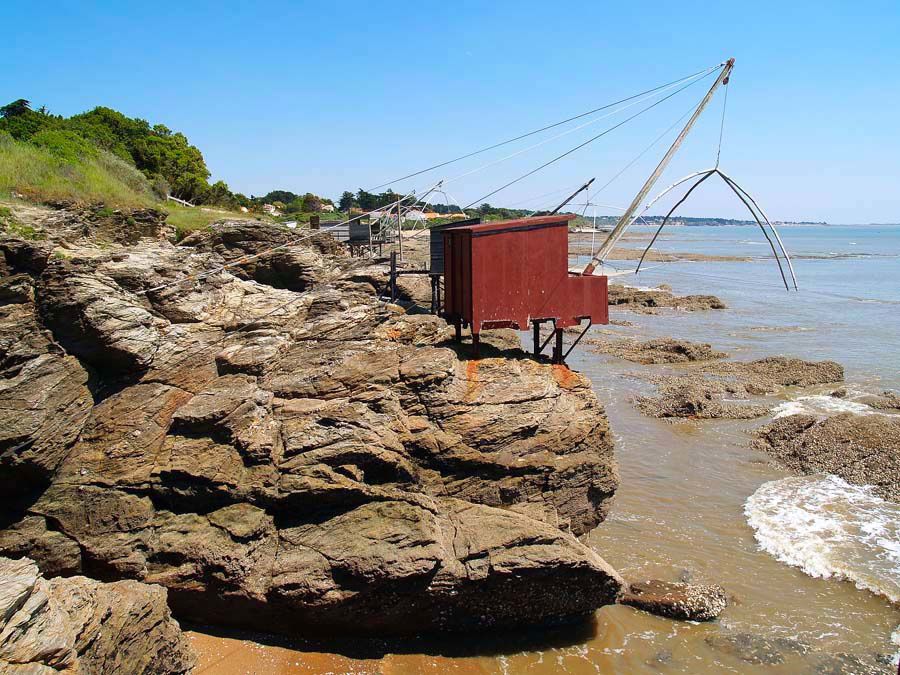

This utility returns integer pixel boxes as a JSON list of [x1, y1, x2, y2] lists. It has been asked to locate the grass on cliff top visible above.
[[164, 203, 264, 240], [0, 133, 158, 208], [0, 133, 262, 240]]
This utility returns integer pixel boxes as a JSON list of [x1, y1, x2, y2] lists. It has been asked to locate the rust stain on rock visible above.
[[552, 364, 579, 390], [464, 359, 482, 402]]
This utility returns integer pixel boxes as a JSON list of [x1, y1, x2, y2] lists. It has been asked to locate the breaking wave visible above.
[[746, 475, 900, 662], [772, 395, 878, 419], [622, 284, 664, 292], [772, 395, 879, 418], [746, 474, 900, 601], [744, 474, 900, 603]]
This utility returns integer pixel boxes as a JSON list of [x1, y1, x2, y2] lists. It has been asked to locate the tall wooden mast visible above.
[[583, 58, 735, 275]]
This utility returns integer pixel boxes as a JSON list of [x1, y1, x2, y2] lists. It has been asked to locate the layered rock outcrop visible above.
[[0, 214, 622, 637], [0, 556, 194, 674]]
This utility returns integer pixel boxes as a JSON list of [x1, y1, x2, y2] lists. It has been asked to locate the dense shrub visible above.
[[0, 99, 223, 205], [30, 129, 98, 163]]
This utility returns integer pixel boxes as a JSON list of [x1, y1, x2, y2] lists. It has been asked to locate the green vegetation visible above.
[[0, 130, 157, 207], [164, 203, 261, 240], [274, 210, 339, 225], [1, 97, 622, 234], [0, 98, 242, 207], [0, 127, 258, 240], [253, 190, 335, 215]]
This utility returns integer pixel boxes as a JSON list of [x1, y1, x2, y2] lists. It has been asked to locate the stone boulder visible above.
[[179, 219, 343, 290], [0, 556, 194, 674], [38, 259, 165, 374], [0, 353, 92, 495], [0, 219, 625, 637], [589, 336, 726, 364], [752, 413, 900, 502], [0, 273, 93, 495], [620, 580, 727, 621], [637, 381, 770, 420], [635, 356, 844, 420], [608, 284, 726, 312]]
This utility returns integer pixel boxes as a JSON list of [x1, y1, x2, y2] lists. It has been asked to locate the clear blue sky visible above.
[[3, 1, 899, 223]]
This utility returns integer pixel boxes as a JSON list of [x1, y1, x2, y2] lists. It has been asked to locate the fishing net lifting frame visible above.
[[381, 57, 798, 363], [582, 58, 798, 291]]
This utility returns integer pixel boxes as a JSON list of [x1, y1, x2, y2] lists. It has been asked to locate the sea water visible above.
[[190, 224, 900, 673]]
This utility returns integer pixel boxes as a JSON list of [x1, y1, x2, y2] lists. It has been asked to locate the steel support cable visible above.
[[632, 168, 794, 290], [368, 79, 709, 243], [365, 70, 713, 242], [628, 70, 797, 289], [438, 187, 467, 217], [632, 168, 791, 289], [715, 80, 729, 168], [461, 72, 717, 210], [535, 101, 699, 219], [405, 187, 469, 241], [719, 172, 798, 289], [441, 75, 713, 188], [604, 168, 719, 275], [569, 201, 654, 231], [367, 63, 724, 191], [716, 173, 790, 290], [640, 263, 899, 304], [583, 100, 698, 207], [505, 185, 580, 209]]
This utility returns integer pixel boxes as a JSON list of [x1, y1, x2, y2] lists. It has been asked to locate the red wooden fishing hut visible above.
[[442, 214, 608, 362]]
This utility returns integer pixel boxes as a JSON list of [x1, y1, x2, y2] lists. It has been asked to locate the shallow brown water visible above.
[[191, 227, 900, 672], [189, 338, 898, 673]]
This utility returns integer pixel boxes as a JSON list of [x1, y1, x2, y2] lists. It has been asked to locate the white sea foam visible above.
[[772, 394, 890, 419], [746, 474, 900, 600], [622, 284, 662, 292], [746, 475, 900, 660]]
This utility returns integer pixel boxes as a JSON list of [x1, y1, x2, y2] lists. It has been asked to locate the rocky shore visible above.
[[753, 412, 900, 502], [607, 283, 727, 313], [0, 204, 627, 638], [635, 355, 844, 420], [588, 336, 726, 364], [0, 556, 194, 674]]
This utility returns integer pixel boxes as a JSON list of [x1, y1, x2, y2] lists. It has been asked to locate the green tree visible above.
[[300, 192, 321, 212], [30, 129, 98, 162], [284, 198, 305, 214], [203, 180, 234, 207], [338, 191, 357, 211], [0, 99, 31, 117], [260, 190, 299, 204], [0, 100, 55, 140], [356, 189, 376, 211], [376, 190, 400, 209]]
